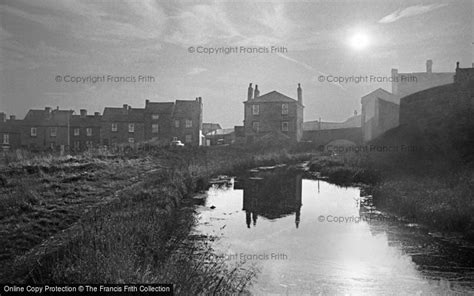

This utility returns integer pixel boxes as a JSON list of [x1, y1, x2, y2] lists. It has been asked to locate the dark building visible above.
[[101, 104, 146, 146], [240, 170, 303, 228], [243, 83, 304, 144], [20, 107, 74, 151], [171, 98, 203, 146], [70, 110, 102, 151], [202, 123, 222, 135], [0, 113, 21, 151]]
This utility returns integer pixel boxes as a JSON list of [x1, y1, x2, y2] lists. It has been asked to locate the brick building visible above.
[[19, 107, 74, 151], [70, 110, 102, 151], [243, 83, 304, 143], [101, 104, 146, 146], [361, 59, 455, 142], [0, 113, 21, 151]]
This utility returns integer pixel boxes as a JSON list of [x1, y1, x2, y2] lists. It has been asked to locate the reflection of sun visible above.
[[349, 31, 371, 51]]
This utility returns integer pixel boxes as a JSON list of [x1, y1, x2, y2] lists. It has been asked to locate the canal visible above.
[[194, 167, 474, 295]]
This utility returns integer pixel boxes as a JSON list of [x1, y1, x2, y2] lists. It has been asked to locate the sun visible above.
[[349, 31, 371, 51]]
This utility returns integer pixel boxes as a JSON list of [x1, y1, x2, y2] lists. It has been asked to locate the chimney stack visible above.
[[254, 85, 260, 98], [297, 83, 302, 105], [354, 110, 357, 116], [80, 109, 87, 118], [0, 113, 6, 123], [247, 83, 253, 100], [426, 59, 433, 73], [10, 115, 16, 120], [45, 107, 52, 113], [94, 112, 100, 116], [145, 99, 149, 107]]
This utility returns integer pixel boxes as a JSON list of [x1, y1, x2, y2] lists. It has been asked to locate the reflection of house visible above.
[[0, 113, 21, 151], [302, 112, 362, 145], [361, 60, 455, 142], [243, 83, 304, 144], [241, 171, 302, 228]]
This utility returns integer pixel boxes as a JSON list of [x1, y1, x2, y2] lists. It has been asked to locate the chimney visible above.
[[197, 97, 202, 104], [391, 68, 398, 94], [254, 85, 260, 98], [123, 104, 128, 110], [94, 112, 100, 116], [80, 109, 87, 118], [145, 99, 149, 107], [354, 110, 358, 116], [247, 83, 253, 100], [426, 59, 433, 73], [10, 115, 16, 120], [297, 83, 302, 105], [45, 107, 52, 113], [456, 61, 460, 69], [0, 113, 6, 123]]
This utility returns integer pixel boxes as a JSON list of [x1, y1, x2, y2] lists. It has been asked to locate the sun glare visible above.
[[349, 31, 371, 51]]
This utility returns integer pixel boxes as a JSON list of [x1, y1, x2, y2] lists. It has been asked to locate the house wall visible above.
[[244, 101, 299, 142]]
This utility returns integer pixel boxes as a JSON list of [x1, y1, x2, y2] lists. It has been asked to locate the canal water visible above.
[[194, 168, 474, 295]]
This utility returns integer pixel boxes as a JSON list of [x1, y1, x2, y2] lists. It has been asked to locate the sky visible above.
[[0, 0, 472, 127]]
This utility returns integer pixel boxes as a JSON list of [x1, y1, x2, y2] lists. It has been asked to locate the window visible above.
[[111, 123, 118, 132], [152, 114, 159, 120], [252, 104, 260, 115], [74, 128, 80, 136], [3, 134, 9, 145], [86, 128, 92, 137], [185, 120, 192, 128], [50, 127, 57, 137], [128, 138, 135, 143], [281, 121, 289, 132], [173, 137, 178, 141], [74, 141, 80, 150], [152, 124, 159, 133], [128, 123, 134, 133], [50, 142, 55, 149], [282, 103, 289, 115], [185, 135, 192, 143], [252, 121, 260, 133], [86, 141, 93, 147], [174, 120, 180, 128], [31, 127, 37, 137]]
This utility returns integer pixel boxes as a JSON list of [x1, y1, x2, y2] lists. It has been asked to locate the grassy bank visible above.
[[308, 151, 474, 240], [0, 146, 313, 294]]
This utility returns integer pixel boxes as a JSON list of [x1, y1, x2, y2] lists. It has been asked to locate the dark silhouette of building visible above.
[[241, 171, 302, 228]]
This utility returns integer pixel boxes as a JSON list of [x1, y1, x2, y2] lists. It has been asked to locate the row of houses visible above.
[[0, 98, 203, 151]]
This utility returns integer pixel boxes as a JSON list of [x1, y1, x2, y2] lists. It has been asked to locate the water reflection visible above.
[[239, 171, 302, 228], [197, 168, 474, 295]]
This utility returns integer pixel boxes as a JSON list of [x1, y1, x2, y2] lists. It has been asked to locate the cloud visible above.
[[187, 67, 208, 76], [378, 4, 448, 24]]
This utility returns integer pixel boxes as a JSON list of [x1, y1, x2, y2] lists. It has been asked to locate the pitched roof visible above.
[[145, 102, 175, 114], [246, 91, 298, 104], [173, 100, 200, 117], [102, 107, 145, 121]]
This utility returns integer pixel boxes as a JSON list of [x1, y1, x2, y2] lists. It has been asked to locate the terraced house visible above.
[[0, 97, 203, 152]]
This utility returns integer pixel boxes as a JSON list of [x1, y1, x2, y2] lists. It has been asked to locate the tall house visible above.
[[69, 109, 102, 151], [243, 83, 304, 143], [170, 98, 203, 146], [391, 59, 454, 98], [20, 107, 74, 151], [0, 113, 21, 151], [101, 104, 146, 146]]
